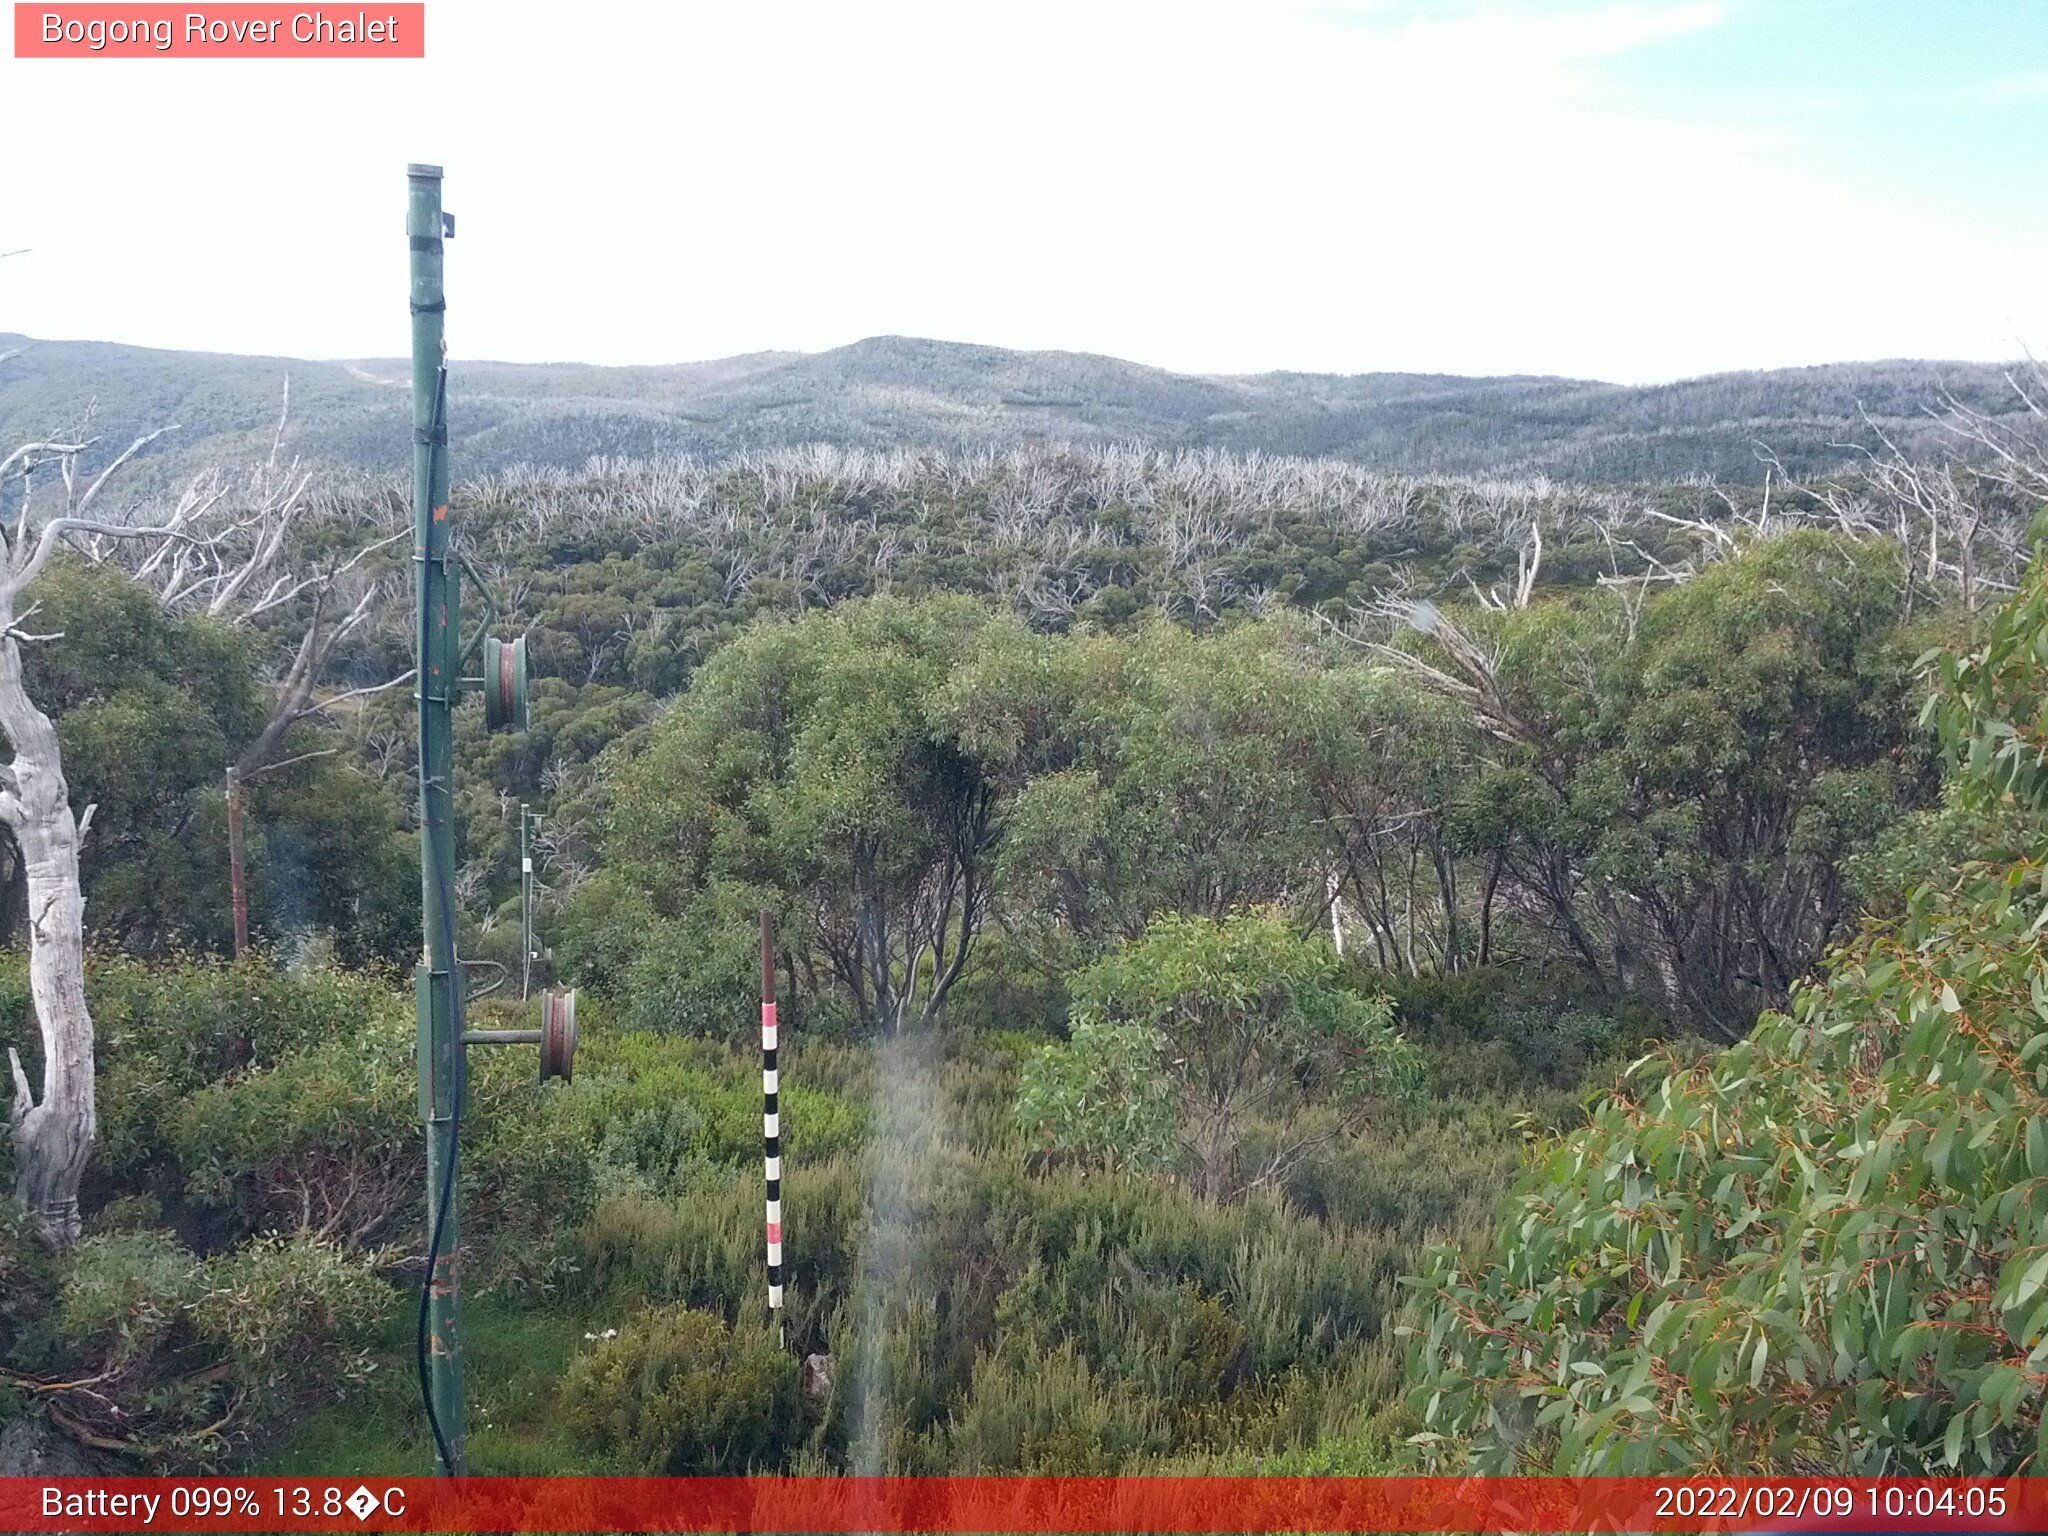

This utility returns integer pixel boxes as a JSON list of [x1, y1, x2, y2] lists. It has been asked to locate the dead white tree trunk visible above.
[[0, 606, 93, 1245], [0, 423, 208, 1245]]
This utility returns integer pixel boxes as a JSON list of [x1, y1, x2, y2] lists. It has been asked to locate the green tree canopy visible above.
[[1397, 531, 1938, 1037], [1020, 911, 1420, 1202], [1406, 549, 2048, 1475], [595, 595, 1011, 1033], [11, 562, 262, 951]]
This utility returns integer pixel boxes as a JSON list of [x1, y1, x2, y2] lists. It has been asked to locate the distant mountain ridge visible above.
[[0, 331, 2027, 489]]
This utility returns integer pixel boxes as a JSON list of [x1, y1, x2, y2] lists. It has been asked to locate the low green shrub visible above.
[[577, 1156, 864, 1344], [937, 1336, 1170, 1471], [169, 1006, 595, 1287], [45, 1228, 394, 1466], [1381, 967, 1665, 1095], [1024, 913, 1422, 1202], [998, 1169, 1398, 1375], [558, 1030, 867, 1197], [1282, 1096, 1551, 1244], [187, 1234, 395, 1398], [0, 952, 410, 1196], [55, 1229, 201, 1370], [558, 1304, 801, 1472], [171, 1021, 416, 1248]]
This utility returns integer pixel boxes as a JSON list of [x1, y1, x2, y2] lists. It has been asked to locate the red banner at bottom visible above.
[[3, 1476, 2041, 1533]]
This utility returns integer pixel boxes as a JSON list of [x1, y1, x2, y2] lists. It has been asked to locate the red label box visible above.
[[13, 3, 425, 56]]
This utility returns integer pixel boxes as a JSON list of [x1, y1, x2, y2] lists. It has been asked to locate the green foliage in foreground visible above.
[[0, 940, 1569, 1474], [558, 1030, 869, 1198], [1408, 552, 2048, 1474], [258, 1300, 596, 1477], [0, 952, 395, 1187], [234, 1015, 1542, 1476], [533, 1026, 1539, 1475], [0, 1213, 394, 1463]]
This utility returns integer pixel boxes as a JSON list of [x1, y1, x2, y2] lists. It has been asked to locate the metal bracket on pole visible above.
[[461, 986, 577, 1083]]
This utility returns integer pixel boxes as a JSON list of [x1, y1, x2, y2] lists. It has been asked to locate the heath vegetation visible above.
[[1, 354, 2045, 1473]]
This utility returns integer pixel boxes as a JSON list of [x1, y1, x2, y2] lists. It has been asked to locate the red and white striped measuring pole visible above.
[[761, 911, 784, 1348]]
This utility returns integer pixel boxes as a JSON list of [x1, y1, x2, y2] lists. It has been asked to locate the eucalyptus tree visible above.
[[1018, 910, 1421, 1202], [1409, 549, 2048, 1475], [100, 406, 410, 953], [1364, 531, 1933, 1037], [962, 618, 1358, 956], [605, 595, 1012, 1033]]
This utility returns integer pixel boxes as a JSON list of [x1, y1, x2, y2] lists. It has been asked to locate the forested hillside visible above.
[[0, 331, 2031, 491], [1, 358, 2045, 1477]]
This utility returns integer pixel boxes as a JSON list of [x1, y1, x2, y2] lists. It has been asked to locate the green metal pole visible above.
[[408, 162, 466, 1476]]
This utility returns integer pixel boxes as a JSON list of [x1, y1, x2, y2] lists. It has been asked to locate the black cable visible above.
[[414, 366, 462, 1476], [416, 1052, 463, 1473], [416, 1004, 463, 1473]]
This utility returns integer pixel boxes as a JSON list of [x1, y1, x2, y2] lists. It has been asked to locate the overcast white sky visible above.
[[1, 0, 2042, 382]]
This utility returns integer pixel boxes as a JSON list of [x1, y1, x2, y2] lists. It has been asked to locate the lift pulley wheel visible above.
[[482, 635, 529, 732], [540, 987, 578, 1083]]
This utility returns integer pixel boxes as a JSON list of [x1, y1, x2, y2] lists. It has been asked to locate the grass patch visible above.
[[260, 1299, 597, 1476]]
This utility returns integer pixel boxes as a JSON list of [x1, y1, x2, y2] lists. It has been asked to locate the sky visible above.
[[0, 0, 2042, 382]]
